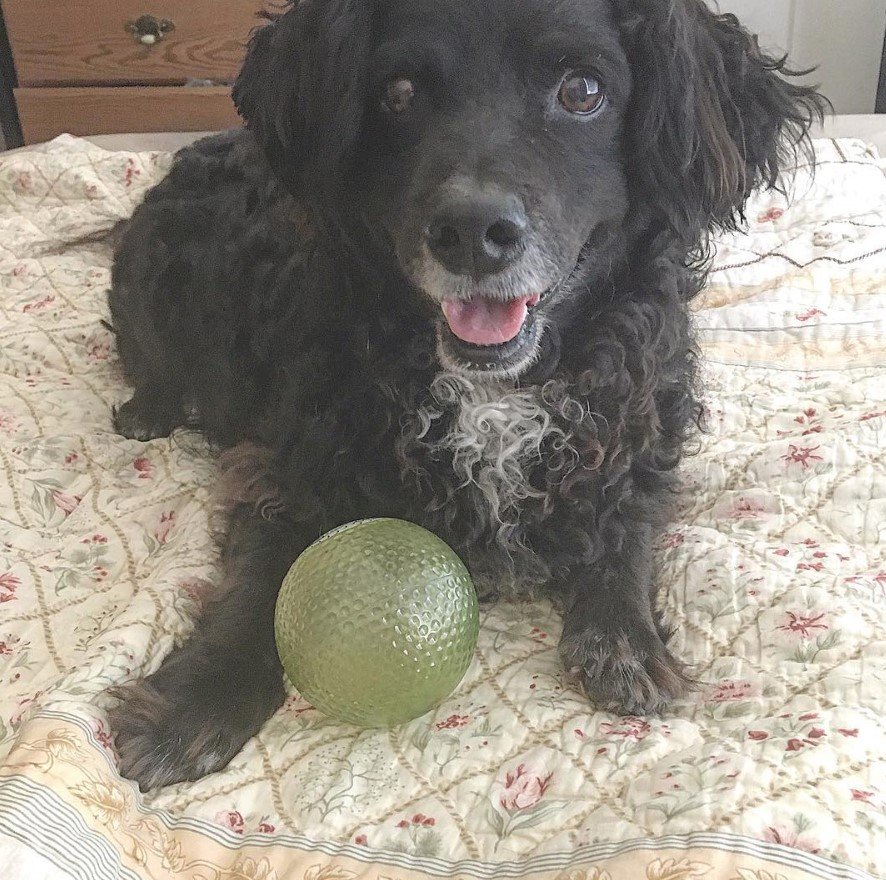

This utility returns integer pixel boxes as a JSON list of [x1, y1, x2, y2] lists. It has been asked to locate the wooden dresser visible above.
[[0, 0, 272, 146]]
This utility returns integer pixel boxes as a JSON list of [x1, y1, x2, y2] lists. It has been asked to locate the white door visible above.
[[716, 0, 886, 113]]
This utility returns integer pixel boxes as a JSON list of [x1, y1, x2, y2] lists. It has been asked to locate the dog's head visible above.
[[234, 0, 825, 378]]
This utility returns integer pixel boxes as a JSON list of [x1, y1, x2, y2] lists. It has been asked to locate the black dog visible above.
[[107, 0, 825, 790]]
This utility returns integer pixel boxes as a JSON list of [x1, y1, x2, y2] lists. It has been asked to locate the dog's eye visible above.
[[382, 77, 416, 115], [557, 70, 604, 115]]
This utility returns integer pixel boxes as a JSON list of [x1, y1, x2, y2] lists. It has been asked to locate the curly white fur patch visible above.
[[403, 372, 588, 595], [424, 374, 568, 521]]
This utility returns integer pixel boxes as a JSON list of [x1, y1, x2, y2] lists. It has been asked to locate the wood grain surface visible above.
[[15, 85, 242, 143], [3, 0, 272, 86]]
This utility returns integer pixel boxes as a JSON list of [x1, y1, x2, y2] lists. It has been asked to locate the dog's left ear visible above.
[[232, 0, 374, 202], [617, 0, 829, 243]]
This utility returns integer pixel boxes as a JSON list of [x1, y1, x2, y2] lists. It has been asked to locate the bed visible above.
[[0, 126, 883, 880]]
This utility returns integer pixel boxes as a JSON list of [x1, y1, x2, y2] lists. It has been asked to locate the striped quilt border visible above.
[[0, 710, 876, 880]]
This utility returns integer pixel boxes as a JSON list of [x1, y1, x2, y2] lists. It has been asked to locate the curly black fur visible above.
[[106, 0, 826, 790]]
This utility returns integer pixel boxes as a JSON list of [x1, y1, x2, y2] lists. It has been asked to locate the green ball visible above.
[[274, 518, 478, 727]]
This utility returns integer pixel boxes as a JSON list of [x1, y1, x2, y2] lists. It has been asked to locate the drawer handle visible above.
[[126, 14, 176, 46]]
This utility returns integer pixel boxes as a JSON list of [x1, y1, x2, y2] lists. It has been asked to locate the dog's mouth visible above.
[[436, 292, 545, 375], [440, 292, 540, 346]]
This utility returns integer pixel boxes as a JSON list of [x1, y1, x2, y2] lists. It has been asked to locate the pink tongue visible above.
[[441, 296, 535, 345]]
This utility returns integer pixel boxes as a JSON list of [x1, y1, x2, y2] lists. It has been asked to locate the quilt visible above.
[[0, 134, 883, 880]]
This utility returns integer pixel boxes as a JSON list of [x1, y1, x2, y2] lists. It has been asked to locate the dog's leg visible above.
[[558, 521, 691, 715], [109, 505, 306, 790], [113, 385, 185, 441]]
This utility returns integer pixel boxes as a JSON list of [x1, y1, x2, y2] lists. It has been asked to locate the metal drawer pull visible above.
[[126, 14, 176, 46]]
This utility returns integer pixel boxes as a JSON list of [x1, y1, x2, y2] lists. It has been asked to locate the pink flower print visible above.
[[93, 720, 113, 751], [87, 340, 111, 362], [851, 789, 872, 802], [282, 693, 312, 713], [16, 171, 33, 191], [0, 572, 21, 595], [764, 826, 820, 854], [123, 159, 141, 187], [52, 491, 81, 516], [845, 570, 886, 593], [786, 738, 805, 752], [758, 206, 784, 223], [797, 561, 824, 572], [662, 531, 684, 548], [796, 308, 825, 322], [860, 410, 885, 422], [706, 679, 753, 703], [10, 699, 30, 725], [798, 712, 819, 721], [781, 444, 823, 469], [600, 716, 652, 741], [396, 814, 436, 829], [773, 548, 789, 557], [794, 411, 811, 425], [807, 727, 826, 739], [529, 626, 548, 641], [154, 511, 176, 543], [258, 821, 276, 833], [178, 576, 212, 611], [838, 728, 858, 737], [435, 714, 470, 730], [214, 810, 244, 834], [778, 611, 828, 639], [0, 412, 16, 434], [0, 641, 13, 655], [133, 457, 152, 479], [354, 834, 368, 845], [730, 497, 766, 519], [787, 407, 824, 436], [500, 764, 553, 811], [748, 730, 769, 741], [23, 295, 55, 313], [11, 689, 44, 726]]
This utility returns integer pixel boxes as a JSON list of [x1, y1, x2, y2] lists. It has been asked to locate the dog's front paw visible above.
[[112, 393, 181, 441], [108, 657, 284, 790], [559, 618, 691, 715]]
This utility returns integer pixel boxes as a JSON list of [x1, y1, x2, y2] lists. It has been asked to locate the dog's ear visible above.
[[232, 0, 374, 200], [617, 0, 828, 244]]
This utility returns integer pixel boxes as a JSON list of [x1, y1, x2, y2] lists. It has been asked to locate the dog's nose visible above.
[[427, 190, 528, 277]]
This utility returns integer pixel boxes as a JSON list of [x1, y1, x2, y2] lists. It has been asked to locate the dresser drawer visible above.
[[3, 0, 270, 86], [15, 86, 242, 143]]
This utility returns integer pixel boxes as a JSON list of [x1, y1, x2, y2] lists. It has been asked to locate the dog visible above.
[[106, 0, 825, 790]]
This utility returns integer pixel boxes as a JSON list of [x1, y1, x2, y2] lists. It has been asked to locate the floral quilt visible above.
[[0, 135, 883, 880]]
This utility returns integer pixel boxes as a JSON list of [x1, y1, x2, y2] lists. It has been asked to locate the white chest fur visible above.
[[401, 372, 584, 594]]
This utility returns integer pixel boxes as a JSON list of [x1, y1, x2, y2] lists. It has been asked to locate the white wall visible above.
[[717, 0, 886, 113]]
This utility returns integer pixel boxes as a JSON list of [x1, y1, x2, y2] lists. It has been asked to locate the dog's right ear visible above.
[[233, 0, 374, 201]]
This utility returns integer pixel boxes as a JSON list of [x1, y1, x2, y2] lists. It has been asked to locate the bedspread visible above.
[[0, 135, 883, 880]]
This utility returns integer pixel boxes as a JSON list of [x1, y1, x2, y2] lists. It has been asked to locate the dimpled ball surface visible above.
[[274, 518, 478, 727]]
